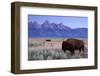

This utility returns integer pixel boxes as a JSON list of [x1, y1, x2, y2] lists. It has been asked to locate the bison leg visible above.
[[71, 49, 74, 55], [79, 48, 82, 53], [63, 50, 66, 52], [81, 45, 84, 53], [79, 46, 84, 54]]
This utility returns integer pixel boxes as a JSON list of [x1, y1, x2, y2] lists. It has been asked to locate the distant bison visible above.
[[62, 38, 84, 55], [46, 39, 51, 42]]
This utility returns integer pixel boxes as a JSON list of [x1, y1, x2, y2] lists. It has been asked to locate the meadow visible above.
[[28, 38, 88, 61]]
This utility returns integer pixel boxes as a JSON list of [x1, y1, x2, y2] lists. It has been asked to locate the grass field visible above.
[[28, 38, 88, 61]]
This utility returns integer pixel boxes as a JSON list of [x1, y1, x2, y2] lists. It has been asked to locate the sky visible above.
[[28, 15, 88, 28]]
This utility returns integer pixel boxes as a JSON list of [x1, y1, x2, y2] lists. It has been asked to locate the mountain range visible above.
[[28, 20, 88, 38]]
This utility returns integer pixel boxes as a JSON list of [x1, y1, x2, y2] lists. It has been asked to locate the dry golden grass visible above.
[[28, 38, 87, 50], [28, 38, 88, 60]]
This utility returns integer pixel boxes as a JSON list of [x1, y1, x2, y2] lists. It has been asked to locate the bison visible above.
[[46, 39, 51, 42], [62, 38, 84, 55]]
